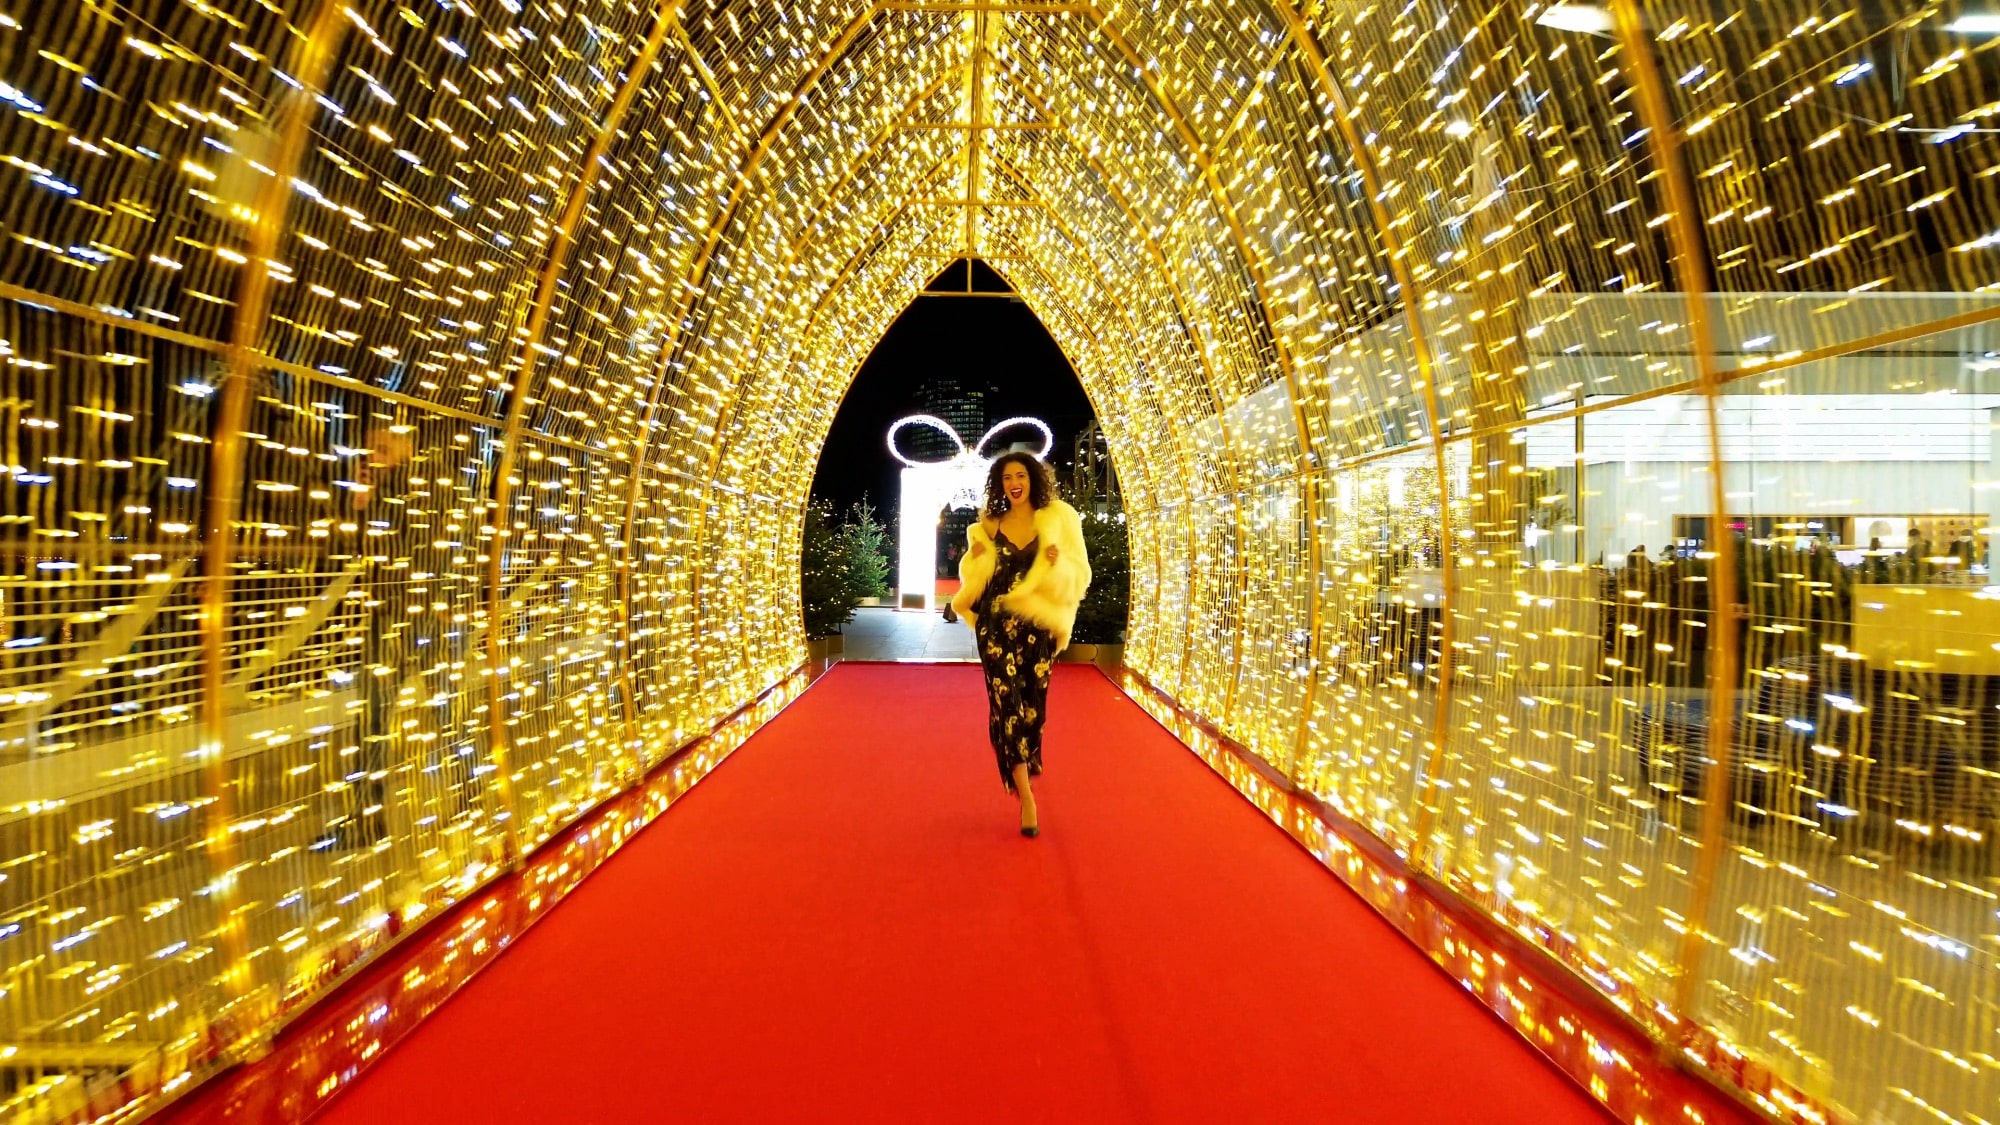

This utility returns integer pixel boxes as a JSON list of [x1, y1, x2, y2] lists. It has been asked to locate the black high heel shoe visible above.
[[1020, 825, 1039, 838]]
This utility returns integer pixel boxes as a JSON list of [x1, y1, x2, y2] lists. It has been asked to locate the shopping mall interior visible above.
[[2, 0, 1996, 1122]]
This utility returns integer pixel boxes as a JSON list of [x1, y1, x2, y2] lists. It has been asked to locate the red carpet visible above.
[[301, 664, 1608, 1124]]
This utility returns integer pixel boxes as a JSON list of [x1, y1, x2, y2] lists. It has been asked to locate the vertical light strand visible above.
[[481, 0, 682, 860], [1078, 8, 1313, 727], [1271, 3, 1459, 867], [1607, 0, 1742, 1029], [670, 4, 888, 690], [199, 0, 351, 1018], [998, 137, 1221, 698]]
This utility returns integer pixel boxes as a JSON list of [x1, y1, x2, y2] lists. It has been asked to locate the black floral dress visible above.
[[974, 532, 1059, 792]]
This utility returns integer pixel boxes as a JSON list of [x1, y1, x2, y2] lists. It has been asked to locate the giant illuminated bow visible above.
[[887, 414, 1054, 509]]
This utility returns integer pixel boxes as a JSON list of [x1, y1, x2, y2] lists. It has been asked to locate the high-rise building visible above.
[[910, 378, 991, 577], [909, 377, 984, 459]]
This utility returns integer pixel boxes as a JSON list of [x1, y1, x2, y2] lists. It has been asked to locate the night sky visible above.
[[808, 259, 1094, 520]]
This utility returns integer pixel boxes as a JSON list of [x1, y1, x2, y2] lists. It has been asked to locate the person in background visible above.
[[1906, 534, 1934, 582], [1624, 544, 1652, 586]]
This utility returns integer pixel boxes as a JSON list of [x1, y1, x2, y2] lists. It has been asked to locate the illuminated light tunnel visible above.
[[0, 1, 1995, 1121]]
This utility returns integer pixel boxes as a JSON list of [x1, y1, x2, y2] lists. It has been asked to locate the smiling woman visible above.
[[2, 0, 1998, 1121], [948, 451, 1089, 835]]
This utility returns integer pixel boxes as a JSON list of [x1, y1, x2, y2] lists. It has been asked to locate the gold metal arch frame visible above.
[[2, 0, 1998, 1122]]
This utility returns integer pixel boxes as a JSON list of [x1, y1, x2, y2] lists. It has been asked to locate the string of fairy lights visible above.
[[0, 0, 1997, 1121]]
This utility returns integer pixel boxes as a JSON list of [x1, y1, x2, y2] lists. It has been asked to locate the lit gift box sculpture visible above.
[[888, 413, 1052, 610]]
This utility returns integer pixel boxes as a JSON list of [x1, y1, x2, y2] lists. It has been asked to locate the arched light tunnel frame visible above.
[[10, 0, 2000, 1121]]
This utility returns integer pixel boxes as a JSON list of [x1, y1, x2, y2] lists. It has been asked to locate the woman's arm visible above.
[[965, 518, 995, 559], [1037, 505, 1091, 605], [952, 520, 996, 622]]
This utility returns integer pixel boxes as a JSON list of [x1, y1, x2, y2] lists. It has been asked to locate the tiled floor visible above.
[[839, 605, 978, 661]]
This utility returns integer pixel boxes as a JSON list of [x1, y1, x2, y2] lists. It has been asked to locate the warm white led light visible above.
[[974, 416, 1055, 460], [1946, 13, 2000, 33], [1533, 4, 1613, 34]]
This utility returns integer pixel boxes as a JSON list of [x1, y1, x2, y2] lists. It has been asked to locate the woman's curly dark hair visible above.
[[982, 451, 1055, 519]]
